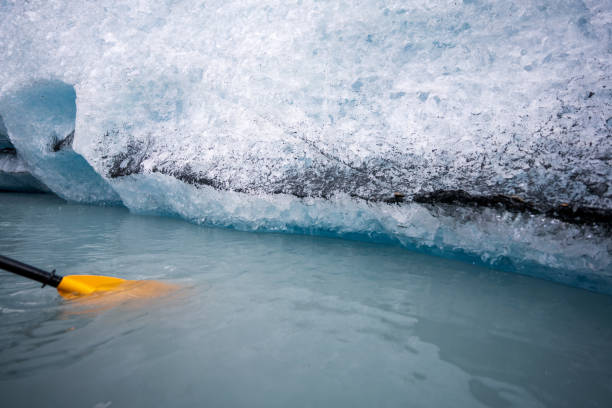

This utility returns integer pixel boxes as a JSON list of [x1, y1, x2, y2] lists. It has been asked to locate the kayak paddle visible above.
[[0, 254, 174, 299]]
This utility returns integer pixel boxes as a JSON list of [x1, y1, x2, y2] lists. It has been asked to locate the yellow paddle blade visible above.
[[58, 277, 181, 314], [57, 275, 180, 314], [57, 275, 127, 296]]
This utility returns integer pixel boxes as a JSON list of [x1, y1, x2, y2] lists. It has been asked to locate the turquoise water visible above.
[[1, 193, 611, 407]]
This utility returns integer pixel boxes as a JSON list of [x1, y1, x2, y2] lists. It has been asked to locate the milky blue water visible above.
[[1, 193, 611, 408]]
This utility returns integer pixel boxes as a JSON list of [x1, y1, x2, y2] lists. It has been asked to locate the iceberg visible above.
[[0, 1, 610, 292]]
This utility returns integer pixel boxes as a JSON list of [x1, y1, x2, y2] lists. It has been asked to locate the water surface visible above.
[[1, 193, 611, 407]]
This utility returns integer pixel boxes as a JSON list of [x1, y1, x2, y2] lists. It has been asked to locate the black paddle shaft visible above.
[[0, 255, 63, 288]]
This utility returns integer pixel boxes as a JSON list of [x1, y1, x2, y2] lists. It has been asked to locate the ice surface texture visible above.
[[0, 1, 610, 291]]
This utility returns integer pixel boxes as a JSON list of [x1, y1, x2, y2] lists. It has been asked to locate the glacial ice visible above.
[[0, 155, 49, 193], [0, 81, 121, 203], [0, 115, 49, 192], [0, 1, 610, 292]]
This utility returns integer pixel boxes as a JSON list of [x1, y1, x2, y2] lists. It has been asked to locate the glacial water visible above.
[[1, 193, 611, 408]]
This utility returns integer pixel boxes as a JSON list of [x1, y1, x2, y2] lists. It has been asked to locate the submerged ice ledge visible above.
[[113, 173, 612, 294]]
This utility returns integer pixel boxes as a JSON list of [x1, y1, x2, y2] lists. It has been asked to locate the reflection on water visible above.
[[1, 193, 611, 407]]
